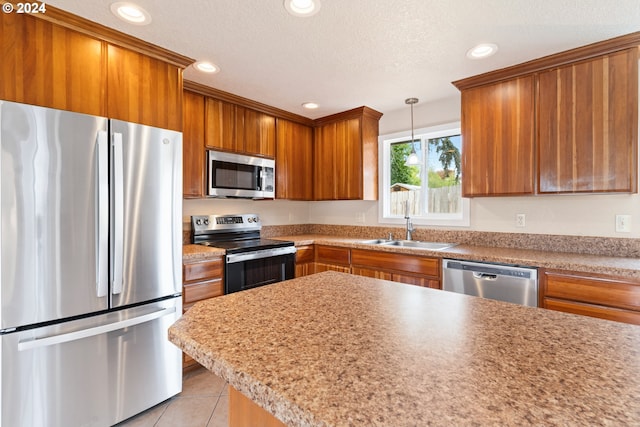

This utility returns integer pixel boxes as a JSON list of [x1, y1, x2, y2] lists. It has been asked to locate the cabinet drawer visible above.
[[183, 258, 223, 283], [315, 245, 350, 266], [544, 298, 640, 325], [295, 245, 315, 264], [351, 249, 440, 277], [184, 279, 224, 304], [544, 272, 640, 311]]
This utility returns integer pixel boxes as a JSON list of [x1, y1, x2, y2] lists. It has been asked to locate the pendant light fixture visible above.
[[404, 97, 420, 166]]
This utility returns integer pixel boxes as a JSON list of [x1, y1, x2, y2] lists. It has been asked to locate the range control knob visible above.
[[203, 218, 209, 225], [195, 218, 202, 226]]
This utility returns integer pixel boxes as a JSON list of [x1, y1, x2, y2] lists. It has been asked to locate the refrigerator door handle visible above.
[[112, 132, 124, 295], [17, 307, 177, 351], [96, 131, 109, 297]]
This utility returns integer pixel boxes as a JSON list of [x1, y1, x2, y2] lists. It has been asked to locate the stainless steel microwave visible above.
[[207, 150, 275, 199]]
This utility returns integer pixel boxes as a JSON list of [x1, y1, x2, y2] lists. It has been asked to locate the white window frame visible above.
[[378, 121, 470, 227]]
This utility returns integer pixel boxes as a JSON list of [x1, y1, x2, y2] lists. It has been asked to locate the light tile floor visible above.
[[115, 367, 228, 427]]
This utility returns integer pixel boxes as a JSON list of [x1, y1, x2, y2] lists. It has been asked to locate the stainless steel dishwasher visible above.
[[442, 259, 538, 307]]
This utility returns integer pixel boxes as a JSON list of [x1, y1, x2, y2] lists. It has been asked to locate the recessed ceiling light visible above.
[[110, 2, 151, 25], [302, 102, 319, 109], [194, 61, 220, 74], [284, 0, 321, 17], [466, 43, 498, 59]]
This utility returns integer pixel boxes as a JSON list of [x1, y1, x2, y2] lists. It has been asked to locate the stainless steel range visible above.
[[191, 214, 296, 294]]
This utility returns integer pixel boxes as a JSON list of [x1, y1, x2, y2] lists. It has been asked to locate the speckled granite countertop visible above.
[[272, 234, 640, 279], [169, 271, 640, 426], [183, 244, 225, 262], [182, 233, 640, 278]]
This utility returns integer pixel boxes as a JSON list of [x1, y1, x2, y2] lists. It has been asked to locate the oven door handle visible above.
[[226, 246, 297, 264]]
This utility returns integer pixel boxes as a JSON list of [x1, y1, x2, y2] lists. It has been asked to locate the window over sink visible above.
[[379, 122, 470, 226]]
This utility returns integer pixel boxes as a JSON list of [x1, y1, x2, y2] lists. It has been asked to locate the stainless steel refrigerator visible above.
[[0, 100, 183, 426]]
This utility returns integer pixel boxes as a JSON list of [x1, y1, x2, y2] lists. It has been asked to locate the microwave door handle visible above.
[[257, 168, 263, 190]]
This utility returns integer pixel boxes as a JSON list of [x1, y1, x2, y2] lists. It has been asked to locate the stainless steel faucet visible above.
[[404, 200, 413, 240]]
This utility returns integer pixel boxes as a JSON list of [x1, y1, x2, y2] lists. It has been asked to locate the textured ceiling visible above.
[[47, 0, 640, 118]]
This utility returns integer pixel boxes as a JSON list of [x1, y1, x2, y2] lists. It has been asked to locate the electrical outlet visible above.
[[355, 212, 365, 223], [516, 213, 526, 228], [616, 214, 631, 233]]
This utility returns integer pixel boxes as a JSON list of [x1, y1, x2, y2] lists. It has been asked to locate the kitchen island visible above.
[[169, 271, 640, 426]]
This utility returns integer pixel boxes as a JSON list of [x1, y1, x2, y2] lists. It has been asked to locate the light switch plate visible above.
[[615, 214, 631, 233]]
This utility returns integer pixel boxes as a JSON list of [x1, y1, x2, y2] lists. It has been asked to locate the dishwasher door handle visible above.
[[473, 272, 498, 280]]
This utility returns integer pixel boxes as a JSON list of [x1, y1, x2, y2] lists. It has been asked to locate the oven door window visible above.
[[212, 161, 257, 190], [226, 253, 295, 294]]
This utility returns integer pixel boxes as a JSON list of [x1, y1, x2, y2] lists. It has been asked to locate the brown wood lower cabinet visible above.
[[182, 257, 224, 371], [351, 249, 441, 289], [542, 270, 640, 325], [314, 245, 351, 274], [295, 245, 315, 277]]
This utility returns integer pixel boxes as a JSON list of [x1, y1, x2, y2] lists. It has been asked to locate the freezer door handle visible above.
[[17, 307, 177, 351], [112, 132, 124, 294], [96, 131, 109, 297]]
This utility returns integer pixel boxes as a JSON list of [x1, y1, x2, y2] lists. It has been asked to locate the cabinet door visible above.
[[183, 91, 205, 197], [107, 44, 182, 131], [461, 76, 535, 196], [315, 263, 351, 274], [294, 245, 315, 277], [543, 298, 640, 325], [315, 245, 351, 266], [205, 98, 237, 151], [313, 122, 337, 200], [276, 119, 313, 200], [538, 48, 638, 193], [314, 118, 363, 200], [0, 13, 106, 116], [542, 270, 640, 325], [392, 274, 440, 289], [335, 118, 362, 199], [243, 108, 276, 157], [351, 267, 392, 281]]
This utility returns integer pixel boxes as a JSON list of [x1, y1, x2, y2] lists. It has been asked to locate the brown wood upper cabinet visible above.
[[537, 48, 638, 193], [205, 99, 276, 157], [183, 91, 206, 197], [276, 119, 313, 200], [0, 7, 189, 130], [313, 107, 382, 200], [106, 45, 183, 131], [0, 6, 193, 131], [0, 13, 107, 116], [241, 107, 276, 157], [454, 33, 640, 197], [205, 98, 238, 151], [460, 76, 535, 196]]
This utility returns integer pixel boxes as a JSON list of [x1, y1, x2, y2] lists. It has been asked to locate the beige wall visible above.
[[184, 94, 640, 238]]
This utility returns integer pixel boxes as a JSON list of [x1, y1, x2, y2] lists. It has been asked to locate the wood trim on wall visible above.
[[452, 31, 640, 90], [19, 3, 194, 68], [184, 80, 315, 126]]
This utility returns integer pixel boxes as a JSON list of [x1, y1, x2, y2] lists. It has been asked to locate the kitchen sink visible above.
[[360, 239, 457, 251], [359, 239, 393, 245]]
